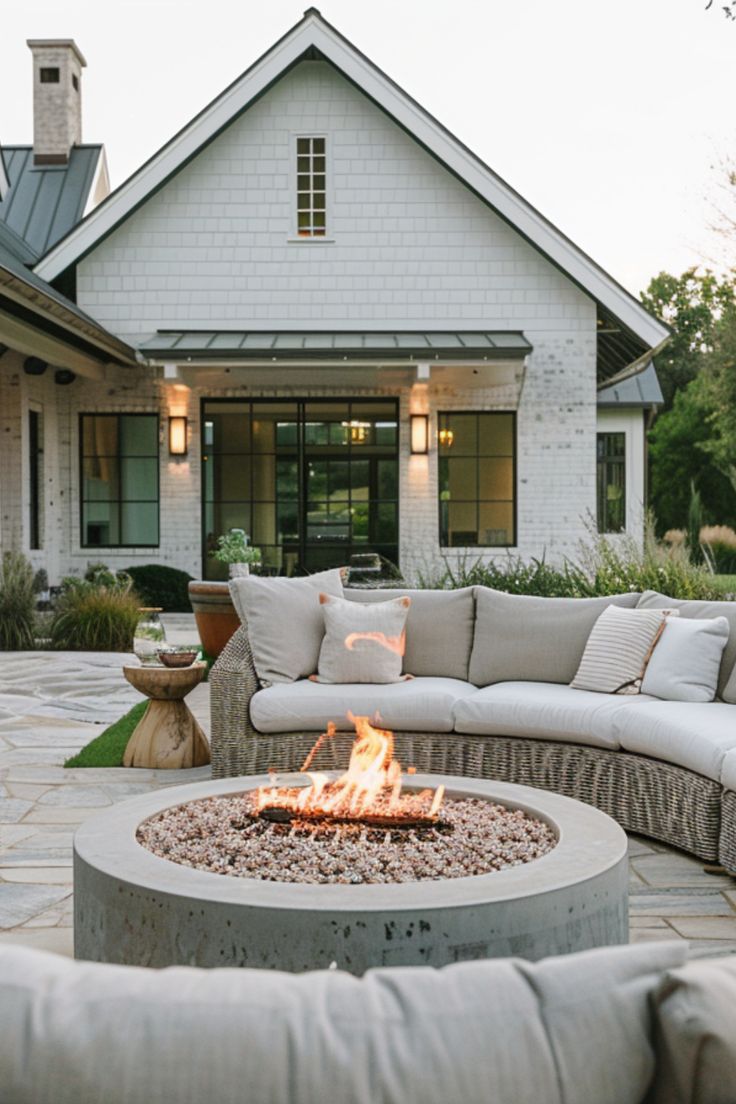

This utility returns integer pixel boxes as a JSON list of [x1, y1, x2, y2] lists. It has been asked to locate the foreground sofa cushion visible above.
[[342, 586, 475, 680], [316, 593, 410, 683], [651, 955, 736, 1104], [637, 590, 736, 702], [453, 681, 656, 749], [610, 699, 736, 781], [0, 941, 686, 1104], [641, 615, 730, 703], [229, 569, 343, 686], [250, 676, 477, 733], [469, 589, 640, 687]]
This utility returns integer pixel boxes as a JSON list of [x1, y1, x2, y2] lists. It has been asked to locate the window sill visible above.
[[287, 237, 336, 244]]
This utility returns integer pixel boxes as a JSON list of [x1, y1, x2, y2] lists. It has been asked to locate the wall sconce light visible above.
[[410, 414, 429, 455], [168, 415, 188, 456], [438, 427, 454, 448]]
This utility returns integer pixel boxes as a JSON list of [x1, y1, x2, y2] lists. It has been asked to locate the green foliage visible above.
[[698, 307, 736, 493], [65, 701, 147, 768], [50, 578, 141, 651], [416, 524, 723, 603], [641, 268, 736, 410], [213, 528, 262, 566], [125, 564, 194, 612], [647, 379, 736, 534], [0, 551, 37, 649], [687, 483, 706, 565]]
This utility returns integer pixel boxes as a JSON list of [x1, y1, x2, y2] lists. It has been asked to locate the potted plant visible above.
[[213, 529, 262, 579]]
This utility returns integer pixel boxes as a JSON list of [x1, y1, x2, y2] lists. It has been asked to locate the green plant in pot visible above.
[[213, 529, 262, 579]]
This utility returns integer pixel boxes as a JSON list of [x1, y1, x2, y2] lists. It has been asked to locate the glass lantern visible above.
[[134, 607, 166, 665]]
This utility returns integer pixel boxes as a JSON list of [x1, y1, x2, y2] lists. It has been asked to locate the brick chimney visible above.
[[26, 39, 86, 165]]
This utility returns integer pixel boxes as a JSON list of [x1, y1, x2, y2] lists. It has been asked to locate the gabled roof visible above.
[[0, 145, 104, 255], [33, 8, 669, 354]]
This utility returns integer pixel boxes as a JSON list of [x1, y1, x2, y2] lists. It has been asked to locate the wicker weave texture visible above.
[[209, 624, 722, 863], [719, 790, 736, 875]]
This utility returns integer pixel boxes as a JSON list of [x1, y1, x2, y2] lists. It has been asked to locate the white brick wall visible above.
[[2, 58, 609, 583]]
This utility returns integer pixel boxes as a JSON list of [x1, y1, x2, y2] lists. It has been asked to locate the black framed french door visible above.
[[201, 398, 399, 578]]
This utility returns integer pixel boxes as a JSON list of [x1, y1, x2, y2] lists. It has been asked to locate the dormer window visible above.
[[40, 67, 60, 83], [296, 136, 326, 237]]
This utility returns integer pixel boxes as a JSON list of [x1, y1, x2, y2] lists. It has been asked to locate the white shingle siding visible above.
[[6, 58, 618, 583]]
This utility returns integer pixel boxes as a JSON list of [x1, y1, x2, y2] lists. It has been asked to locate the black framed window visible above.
[[597, 432, 626, 533], [80, 414, 159, 547], [202, 399, 398, 578], [29, 409, 42, 550], [438, 412, 516, 547]]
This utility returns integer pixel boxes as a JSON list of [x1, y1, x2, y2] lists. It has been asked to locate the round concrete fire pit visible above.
[[74, 774, 628, 973]]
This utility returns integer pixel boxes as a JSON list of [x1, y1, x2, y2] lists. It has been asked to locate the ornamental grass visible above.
[[50, 578, 141, 651], [0, 551, 37, 649]]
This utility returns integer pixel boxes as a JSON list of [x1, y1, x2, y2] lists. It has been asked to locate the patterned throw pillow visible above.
[[314, 593, 412, 684], [570, 605, 678, 695]]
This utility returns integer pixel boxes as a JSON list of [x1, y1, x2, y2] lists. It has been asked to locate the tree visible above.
[[706, 1, 736, 20], [699, 306, 736, 491], [648, 376, 736, 533], [641, 268, 736, 411]]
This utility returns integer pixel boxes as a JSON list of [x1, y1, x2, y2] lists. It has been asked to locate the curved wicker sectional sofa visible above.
[[210, 585, 736, 875]]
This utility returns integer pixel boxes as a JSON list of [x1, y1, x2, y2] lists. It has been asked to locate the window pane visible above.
[[479, 457, 514, 500], [120, 415, 157, 456], [478, 503, 514, 546], [478, 414, 514, 456], [444, 414, 477, 454], [447, 502, 477, 545], [312, 138, 325, 154], [377, 459, 397, 499], [83, 501, 120, 547], [121, 458, 158, 501], [121, 502, 158, 545], [83, 457, 118, 501], [446, 458, 477, 498], [276, 460, 299, 499], [376, 502, 398, 543], [83, 415, 118, 457], [297, 138, 310, 155]]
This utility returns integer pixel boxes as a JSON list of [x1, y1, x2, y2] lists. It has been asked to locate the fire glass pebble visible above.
[[137, 793, 557, 885]]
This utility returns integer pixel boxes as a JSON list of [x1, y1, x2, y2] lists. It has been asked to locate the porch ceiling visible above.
[[140, 330, 532, 362]]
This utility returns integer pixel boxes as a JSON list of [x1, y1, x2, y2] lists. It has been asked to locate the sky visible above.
[[1, 0, 735, 297]]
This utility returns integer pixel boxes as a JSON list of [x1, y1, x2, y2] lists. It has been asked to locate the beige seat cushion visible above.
[[720, 747, 736, 791], [637, 590, 736, 702], [0, 941, 686, 1104], [652, 955, 736, 1104], [250, 676, 477, 734], [452, 681, 656, 749], [469, 589, 640, 687], [342, 586, 475, 680], [610, 699, 736, 782], [228, 569, 343, 685]]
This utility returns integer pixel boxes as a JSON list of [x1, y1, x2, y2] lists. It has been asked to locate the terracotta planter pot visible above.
[[188, 581, 240, 660]]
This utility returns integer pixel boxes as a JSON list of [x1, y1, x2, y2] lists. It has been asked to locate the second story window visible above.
[[296, 136, 326, 237]]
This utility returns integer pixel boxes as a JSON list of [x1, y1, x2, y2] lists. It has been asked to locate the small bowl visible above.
[[157, 650, 198, 669]]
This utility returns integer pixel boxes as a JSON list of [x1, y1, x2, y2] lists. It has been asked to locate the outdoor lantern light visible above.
[[410, 414, 429, 454], [168, 415, 188, 456]]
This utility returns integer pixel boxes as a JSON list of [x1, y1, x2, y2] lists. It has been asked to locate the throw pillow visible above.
[[315, 593, 411, 684], [637, 590, 736, 702], [641, 616, 730, 703], [570, 605, 676, 695], [228, 569, 343, 686]]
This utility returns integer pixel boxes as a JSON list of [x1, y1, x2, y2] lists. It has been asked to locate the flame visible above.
[[344, 630, 406, 657], [255, 714, 444, 826]]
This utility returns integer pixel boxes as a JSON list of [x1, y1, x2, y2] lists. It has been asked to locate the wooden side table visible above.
[[122, 663, 210, 769]]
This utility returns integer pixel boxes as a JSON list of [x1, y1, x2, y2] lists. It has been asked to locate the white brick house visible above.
[[0, 10, 667, 586]]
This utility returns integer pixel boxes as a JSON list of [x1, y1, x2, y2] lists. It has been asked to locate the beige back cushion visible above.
[[228, 569, 343, 686], [469, 588, 640, 687], [342, 587, 475, 680], [637, 590, 736, 702], [0, 940, 686, 1104], [652, 954, 736, 1104]]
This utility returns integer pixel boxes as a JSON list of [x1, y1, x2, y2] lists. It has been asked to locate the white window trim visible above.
[[288, 132, 335, 243]]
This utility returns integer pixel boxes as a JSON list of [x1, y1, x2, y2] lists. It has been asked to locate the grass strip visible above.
[[65, 701, 147, 768]]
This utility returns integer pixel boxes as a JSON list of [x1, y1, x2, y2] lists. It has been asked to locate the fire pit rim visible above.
[[74, 774, 627, 912]]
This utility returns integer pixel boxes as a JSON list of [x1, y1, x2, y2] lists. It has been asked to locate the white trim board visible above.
[[33, 10, 668, 350]]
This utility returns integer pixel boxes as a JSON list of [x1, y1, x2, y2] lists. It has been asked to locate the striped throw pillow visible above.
[[570, 605, 678, 695]]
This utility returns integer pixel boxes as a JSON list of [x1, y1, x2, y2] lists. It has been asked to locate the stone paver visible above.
[[1, 643, 735, 961]]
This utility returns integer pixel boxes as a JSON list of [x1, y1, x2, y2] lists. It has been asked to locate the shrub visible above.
[[700, 525, 736, 575], [50, 577, 141, 651], [416, 554, 583, 597], [124, 564, 194, 612], [0, 551, 36, 649]]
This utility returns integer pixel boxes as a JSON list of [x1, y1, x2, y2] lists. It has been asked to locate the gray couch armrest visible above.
[[209, 624, 261, 778]]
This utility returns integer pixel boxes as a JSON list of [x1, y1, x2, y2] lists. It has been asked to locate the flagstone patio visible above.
[[1, 617, 735, 961]]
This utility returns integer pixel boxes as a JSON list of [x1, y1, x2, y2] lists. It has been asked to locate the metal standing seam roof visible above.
[[0, 145, 103, 255], [596, 360, 663, 407], [139, 330, 533, 359]]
